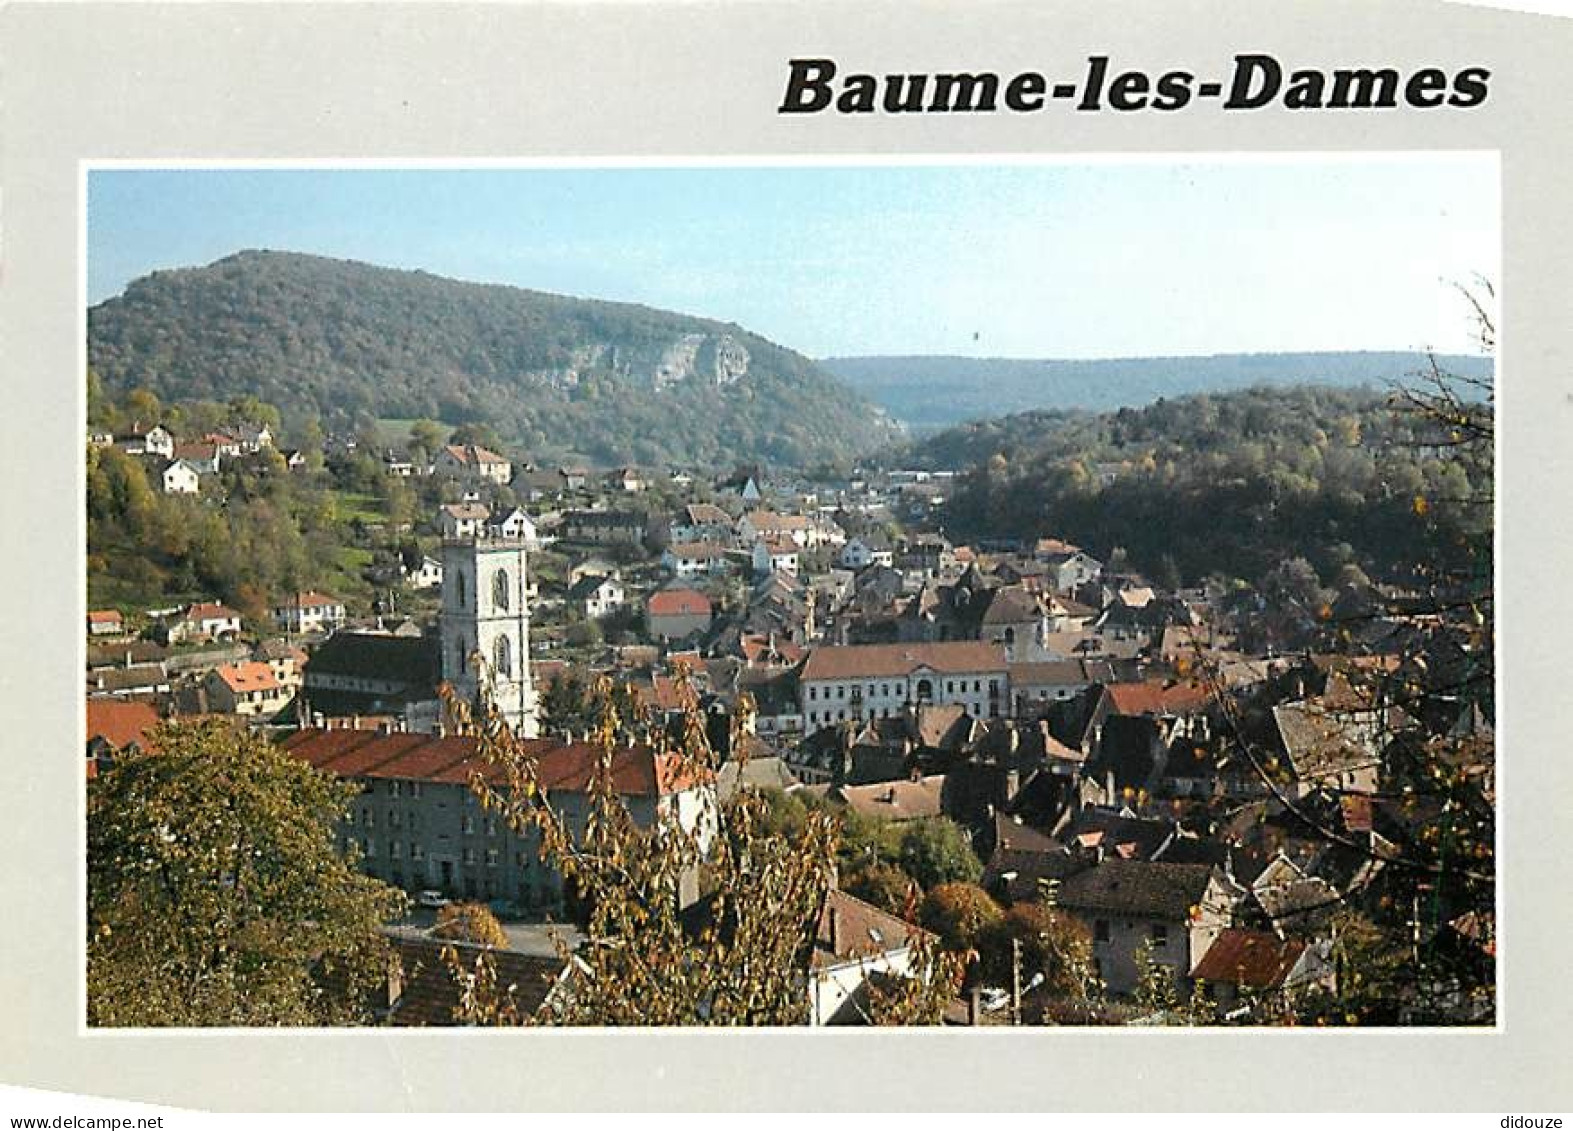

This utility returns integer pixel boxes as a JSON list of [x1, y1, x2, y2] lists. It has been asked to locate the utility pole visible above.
[[1011, 936, 1023, 1026]]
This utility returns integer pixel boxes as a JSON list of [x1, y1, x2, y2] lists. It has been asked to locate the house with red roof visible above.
[[163, 600, 243, 644], [436, 443, 512, 485], [646, 588, 712, 641], [282, 725, 715, 909], [85, 697, 162, 777], [86, 609, 125, 638], [203, 660, 291, 718], [799, 640, 1008, 731]]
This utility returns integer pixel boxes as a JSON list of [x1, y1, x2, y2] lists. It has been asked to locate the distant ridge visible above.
[[88, 250, 902, 468], [821, 351, 1494, 431]]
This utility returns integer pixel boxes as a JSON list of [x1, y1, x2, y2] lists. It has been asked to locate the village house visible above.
[[798, 640, 1009, 730], [162, 601, 243, 644], [171, 441, 222, 472], [839, 536, 894, 571], [406, 555, 444, 590], [751, 535, 800, 578], [662, 541, 733, 580], [202, 660, 291, 718], [439, 501, 491, 541], [158, 459, 199, 497], [437, 443, 512, 485], [87, 662, 170, 699], [113, 421, 175, 458], [86, 609, 125, 637], [806, 889, 929, 1025], [488, 506, 538, 544], [1054, 858, 1237, 996], [85, 697, 162, 777], [568, 573, 625, 620], [646, 588, 713, 642], [668, 502, 735, 547], [271, 590, 347, 636], [234, 422, 274, 452], [560, 509, 647, 547], [1034, 539, 1104, 592], [1189, 927, 1336, 1018], [282, 726, 715, 908], [301, 631, 441, 720], [253, 639, 308, 692], [605, 467, 645, 493]]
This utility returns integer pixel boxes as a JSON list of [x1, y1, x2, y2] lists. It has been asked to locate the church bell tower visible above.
[[439, 535, 538, 737]]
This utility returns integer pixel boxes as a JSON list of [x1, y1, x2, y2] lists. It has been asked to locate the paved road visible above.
[[390, 909, 584, 958]]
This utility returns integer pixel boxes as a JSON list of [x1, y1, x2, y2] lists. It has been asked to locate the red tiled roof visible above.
[[801, 641, 1006, 682], [281, 729, 706, 797], [185, 601, 241, 622], [279, 590, 340, 609], [1105, 680, 1210, 717], [667, 541, 730, 560], [87, 610, 123, 625], [214, 661, 281, 694], [813, 889, 926, 969], [1190, 928, 1307, 988], [86, 698, 161, 752], [444, 443, 508, 465]]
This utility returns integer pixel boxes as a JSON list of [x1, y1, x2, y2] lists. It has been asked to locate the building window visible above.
[[493, 568, 511, 611], [462, 815, 475, 835], [456, 570, 466, 610], [1095, 919, 1110, 942], [486, 849, 499, 868], [390, 840, 403, 860], [494, 633, 512, 678], [411, 783, 422, 799], [411, 844, 425, 861], [463, 848, 477, 866], [1150, 924, 1169, 947], [390, 781, 402, 798], [362, 809, 374, 829], [809, 687, 818, 701], [363, 837, 376, 859]]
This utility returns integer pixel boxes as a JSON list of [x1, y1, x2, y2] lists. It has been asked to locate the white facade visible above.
[[161, 460, 201, 494], [440, 538, 539, 737], [800, 666, 1007, 729]]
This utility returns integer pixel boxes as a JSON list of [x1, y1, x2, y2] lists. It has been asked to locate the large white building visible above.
[[798, 640, 1009, 730], [440, 536, 539, 737]]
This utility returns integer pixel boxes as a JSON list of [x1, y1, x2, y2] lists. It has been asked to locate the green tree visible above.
[[87, 720, 406, 1026], [408, 418, 446, 462], [899, 817, 982, 890], [843, 860, 920, 917]]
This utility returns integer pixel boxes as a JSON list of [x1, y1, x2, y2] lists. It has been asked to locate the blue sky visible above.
[[86, 157, 1497, 359]]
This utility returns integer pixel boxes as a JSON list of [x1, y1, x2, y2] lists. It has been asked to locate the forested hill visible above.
[[823, 351, 1494, 431], [88, 251, 902, 468], [931, 384, 1493, 588]]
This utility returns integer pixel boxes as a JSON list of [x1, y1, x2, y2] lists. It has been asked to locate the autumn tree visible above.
[[919, 882, 1004, 957], [87, 720, 407, 1026], [432, 902, 510, 949], [443, 677, 961, 1025]]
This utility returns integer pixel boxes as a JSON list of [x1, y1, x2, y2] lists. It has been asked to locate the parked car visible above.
[[417, 889, 450, 909]]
